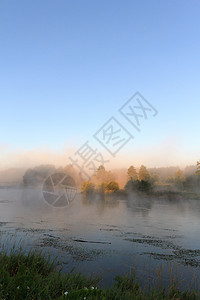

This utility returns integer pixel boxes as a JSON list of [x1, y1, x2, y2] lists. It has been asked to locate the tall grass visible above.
[[0, 246, 199, 299], [0, 246, 100, 299], [0, 234, 199, 299]]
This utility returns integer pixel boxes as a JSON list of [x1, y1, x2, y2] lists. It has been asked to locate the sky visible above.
[[0, 0, 200, 170]]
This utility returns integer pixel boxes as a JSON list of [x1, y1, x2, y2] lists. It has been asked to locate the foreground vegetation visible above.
[[0, 248, 199, 299]]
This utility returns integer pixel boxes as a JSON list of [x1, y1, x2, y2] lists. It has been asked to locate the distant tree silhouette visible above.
[[92, 165, 115, 184], [125, 178, 139, 192], [137, 180, 152, 192], [23, 165, 56, 186], [138, 165, 150, 182], [196, 161, 200, 176], [125, 178, 152, 193], [127, 165, 138, 181]]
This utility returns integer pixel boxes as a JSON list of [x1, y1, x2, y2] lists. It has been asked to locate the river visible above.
[[0, 186, 200, 290]]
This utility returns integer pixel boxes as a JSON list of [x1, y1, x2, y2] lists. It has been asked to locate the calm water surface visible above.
[[0, 187, 200, 289]]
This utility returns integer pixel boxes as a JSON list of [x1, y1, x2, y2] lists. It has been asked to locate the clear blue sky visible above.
[[0, 0, 200, 167]]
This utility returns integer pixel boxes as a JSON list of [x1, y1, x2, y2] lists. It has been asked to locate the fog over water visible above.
[[0, 186, 200, 289]]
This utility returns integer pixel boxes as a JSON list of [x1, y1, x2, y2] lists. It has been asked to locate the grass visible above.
[[0, 246, 100, 299], [0, 247, 200, 299]]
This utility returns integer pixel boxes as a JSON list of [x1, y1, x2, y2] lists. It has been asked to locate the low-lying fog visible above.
[[0, 186, 200, 289]]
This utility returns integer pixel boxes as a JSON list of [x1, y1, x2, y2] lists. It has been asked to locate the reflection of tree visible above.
[[126, 193, 153, 216], [81, 192, 119, 215]]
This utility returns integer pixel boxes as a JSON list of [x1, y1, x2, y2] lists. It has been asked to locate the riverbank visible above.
[[0, 248, 199, 300]]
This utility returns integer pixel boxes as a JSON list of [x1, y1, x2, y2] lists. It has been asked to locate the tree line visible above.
[[22, 161, 200, 195], [82, 165, 154, 195]]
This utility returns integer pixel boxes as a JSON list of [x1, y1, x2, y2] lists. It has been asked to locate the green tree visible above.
[[127, 165, 138, 181], [137, 180, 152, 192], [124, 179, 139, 192], [81, 181, 95, 195], [138, 165, 150, 182], [106, 181, 119, 192]]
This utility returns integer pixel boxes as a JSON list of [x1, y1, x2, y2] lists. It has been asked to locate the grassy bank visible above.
[[0, 248, 199, 299]]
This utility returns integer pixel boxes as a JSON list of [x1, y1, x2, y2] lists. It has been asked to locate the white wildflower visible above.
[[64, 291, 68, 295]]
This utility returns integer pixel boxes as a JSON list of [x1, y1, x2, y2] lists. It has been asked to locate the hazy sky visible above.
[[0, 1, 200, 169]]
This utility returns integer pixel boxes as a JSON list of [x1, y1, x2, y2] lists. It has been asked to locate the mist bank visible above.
[[0, 141, 199, 172], [0, 162, 199, 199]]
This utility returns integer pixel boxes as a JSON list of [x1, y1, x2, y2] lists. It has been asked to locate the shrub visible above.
[[81, 181, 95, 195], [106, 181, 119, 192]]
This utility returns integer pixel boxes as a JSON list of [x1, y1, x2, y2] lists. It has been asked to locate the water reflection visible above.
[[0, 186, 200, 289]]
